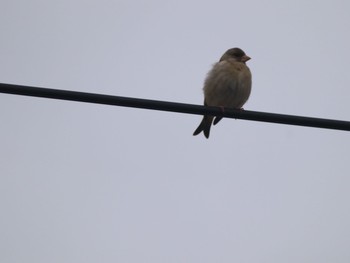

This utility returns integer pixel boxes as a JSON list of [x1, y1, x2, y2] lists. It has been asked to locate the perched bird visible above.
[[193, 47, 252, 138]]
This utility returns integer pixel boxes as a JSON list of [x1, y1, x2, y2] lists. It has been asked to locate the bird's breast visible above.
[[203, 61, 252, 108]]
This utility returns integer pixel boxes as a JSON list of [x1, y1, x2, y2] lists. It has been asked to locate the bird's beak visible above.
[[241, 55, 251, 62]]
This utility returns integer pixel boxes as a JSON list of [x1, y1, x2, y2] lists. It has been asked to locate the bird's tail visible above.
[[193, 115, 213, 139], [213, 116, 222, 125]]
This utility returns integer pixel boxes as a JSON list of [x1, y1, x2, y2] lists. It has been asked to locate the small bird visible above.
[[193, 47, 252, 138]]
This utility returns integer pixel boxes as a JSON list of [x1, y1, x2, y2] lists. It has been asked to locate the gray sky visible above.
[[1, 0, 350, 262]]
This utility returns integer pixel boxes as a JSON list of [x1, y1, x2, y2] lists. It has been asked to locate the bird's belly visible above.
[[203, 60, 252, 109], [226, 81, 251, 108], [205, 78, 251, 108]]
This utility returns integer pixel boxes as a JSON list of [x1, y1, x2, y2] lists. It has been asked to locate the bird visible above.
[[193, 47, 252, 138]]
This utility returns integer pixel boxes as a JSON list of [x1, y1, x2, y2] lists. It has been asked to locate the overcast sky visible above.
[[1, 1, 350, 262]]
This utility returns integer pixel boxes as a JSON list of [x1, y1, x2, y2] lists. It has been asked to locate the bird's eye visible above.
[[233, 53, 241, 58], [232, 50, 244, 57]]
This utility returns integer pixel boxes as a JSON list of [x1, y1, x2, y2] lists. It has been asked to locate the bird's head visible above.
[[220, 47, 251, 63]]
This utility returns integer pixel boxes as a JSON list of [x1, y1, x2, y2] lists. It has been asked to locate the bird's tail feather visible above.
[[193, 115, 213, 139], [213, 116, 223, 125]]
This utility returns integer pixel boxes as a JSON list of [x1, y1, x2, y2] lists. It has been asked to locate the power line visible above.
[[1, 82, 349, 132]]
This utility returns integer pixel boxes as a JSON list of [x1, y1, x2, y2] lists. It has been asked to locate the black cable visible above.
[[1, 82, 349, 131]]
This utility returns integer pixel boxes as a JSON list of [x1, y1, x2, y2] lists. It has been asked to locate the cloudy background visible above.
[[1, 0, 350, 262]]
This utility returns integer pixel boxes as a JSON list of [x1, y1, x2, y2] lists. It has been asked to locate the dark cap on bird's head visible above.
[[220, 47, 251, 63]]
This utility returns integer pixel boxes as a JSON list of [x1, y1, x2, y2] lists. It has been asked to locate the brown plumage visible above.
[[193, 48, 252, 138]]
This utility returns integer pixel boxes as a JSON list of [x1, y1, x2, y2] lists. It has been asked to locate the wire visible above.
[[1, 82, 349, 131]]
